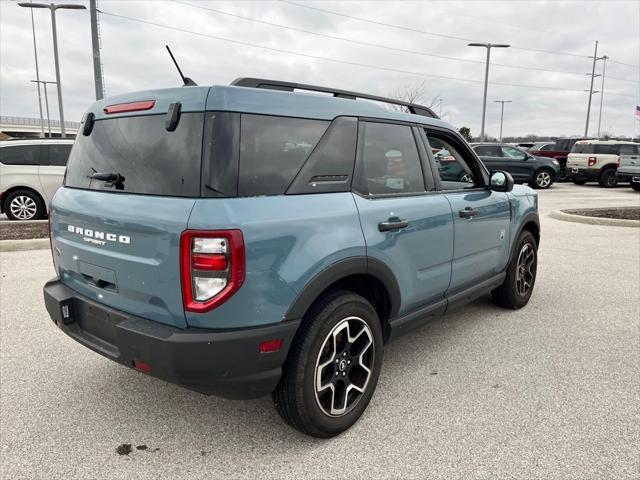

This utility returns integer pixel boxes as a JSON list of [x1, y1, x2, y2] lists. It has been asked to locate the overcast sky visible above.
[[1, 0, 639, 138]]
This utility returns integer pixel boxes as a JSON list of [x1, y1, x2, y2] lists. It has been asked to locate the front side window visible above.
[[501, 146, 527, 160], [427, 134, 477, 190], [355, 122, 425, 195], [238, 115, 329, 196], [0, 145, 42, 165]]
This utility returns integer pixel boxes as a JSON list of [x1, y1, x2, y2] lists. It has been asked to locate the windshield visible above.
[[65, 113, 204, 197]]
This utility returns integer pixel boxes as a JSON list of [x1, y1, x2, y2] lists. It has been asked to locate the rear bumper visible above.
[[616, 171, 640, 184], [43, 279, 300, 399], [568, 167, 599, 181]]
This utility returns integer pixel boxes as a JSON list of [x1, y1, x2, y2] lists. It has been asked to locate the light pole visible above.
[[27, 1, 45, 138], [584, 40, 599, 137], [18, 2, 86, 139], [494, 100, 512, 142], [468, 42, 510, 142], [31, 80, 56, 137], [597, 55, 608, 138]]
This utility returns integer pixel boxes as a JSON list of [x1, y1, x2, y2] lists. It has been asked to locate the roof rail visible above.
[[230, 78, 439, 119]]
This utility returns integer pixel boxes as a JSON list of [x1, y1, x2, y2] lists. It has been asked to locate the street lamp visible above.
[[18, 2, 86, 138], [468, 42, 510, 142], [493, 100, 512, 142], [31, 80, 56, 137]]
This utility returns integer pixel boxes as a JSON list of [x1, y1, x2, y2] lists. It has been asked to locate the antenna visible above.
[[165, 45, 197, 86]]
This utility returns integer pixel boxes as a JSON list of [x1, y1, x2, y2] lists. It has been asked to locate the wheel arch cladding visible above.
[[284, 257, 401, 342], [521, 217, 540, 248]]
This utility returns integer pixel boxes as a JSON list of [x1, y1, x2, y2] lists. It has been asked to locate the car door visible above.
[[352, 121, 454, 315], [496, 145, 533, 183], [423, 130, 511, 293], [472, 144, 503, 172], [38, 143, 71, 204]]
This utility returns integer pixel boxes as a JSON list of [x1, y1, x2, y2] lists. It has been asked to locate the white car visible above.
[[567, 140, 640, 188], [0, 139, 73, 220]]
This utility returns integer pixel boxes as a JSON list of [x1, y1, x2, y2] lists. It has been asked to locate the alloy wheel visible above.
[[314, 316, 374, 417], [536, 171, 551, 188], [9, 195, 37, 220], [515, 243, 535, 296]]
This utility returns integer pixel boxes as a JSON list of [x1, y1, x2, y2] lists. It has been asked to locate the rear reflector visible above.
[[104, 100, 155, 114], [133, 359, 152, 373], [259, 339, 283, 354]]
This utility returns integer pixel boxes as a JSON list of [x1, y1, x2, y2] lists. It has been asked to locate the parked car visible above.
[[567, 140, 640, 187], [529, 137, 587, 181], [528, 142, 557, 153], [471, 143, 560, 189], [43, 78, 540, 438], [0, 139, 73, 220], [616, 151, 640, 191]]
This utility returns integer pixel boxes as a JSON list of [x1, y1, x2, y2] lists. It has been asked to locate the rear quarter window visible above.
[[570, 143, 592, 154], [594, 145, 618, 155], [238, 115, 329, 196], [0, 145, 43, 165]]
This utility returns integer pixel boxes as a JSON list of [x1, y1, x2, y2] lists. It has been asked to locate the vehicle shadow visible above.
[[83, 295, 503, 452]]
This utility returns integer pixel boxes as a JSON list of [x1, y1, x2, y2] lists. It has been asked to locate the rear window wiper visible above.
[[88, 171, 126, 190]]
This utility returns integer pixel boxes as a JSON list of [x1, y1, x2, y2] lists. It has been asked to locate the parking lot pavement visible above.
[[1, 184, 638, 480]]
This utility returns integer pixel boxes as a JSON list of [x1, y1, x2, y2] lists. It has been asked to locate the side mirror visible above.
[[489, 170, 514, 192]]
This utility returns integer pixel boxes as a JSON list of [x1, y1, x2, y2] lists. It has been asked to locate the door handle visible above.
[[459, 207, 479, 219], [378, 218, 409, 232]]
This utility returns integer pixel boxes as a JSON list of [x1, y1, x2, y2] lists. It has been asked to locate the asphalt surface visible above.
[[1, 183, 639, 480]]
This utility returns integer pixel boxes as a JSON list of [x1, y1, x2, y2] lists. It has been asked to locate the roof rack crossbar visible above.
[[230, 78, 438, 119]]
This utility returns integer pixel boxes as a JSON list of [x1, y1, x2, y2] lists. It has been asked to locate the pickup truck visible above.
[[528, 138, 586, 181]]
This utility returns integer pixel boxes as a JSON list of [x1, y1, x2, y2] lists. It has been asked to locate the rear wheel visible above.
[[4, 190, 46, 221], [492, 230, 538, 309], [273, 290, 383, 438], [533, 169, 553, 189], [598, 168, 617, 188]]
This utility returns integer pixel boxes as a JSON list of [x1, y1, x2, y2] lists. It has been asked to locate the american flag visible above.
[[636, 105, 640, 118]]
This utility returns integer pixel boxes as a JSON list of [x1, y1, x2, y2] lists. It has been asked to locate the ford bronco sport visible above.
[[43, 78, 540, 437]]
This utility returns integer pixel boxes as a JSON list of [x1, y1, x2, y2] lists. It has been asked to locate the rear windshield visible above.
[[65, 113, 203, 197]]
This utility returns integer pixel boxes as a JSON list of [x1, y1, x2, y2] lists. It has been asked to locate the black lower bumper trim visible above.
[[568, 167, 599, 182], [43, 279, 300, 399]]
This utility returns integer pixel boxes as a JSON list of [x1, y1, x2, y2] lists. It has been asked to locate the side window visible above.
[[594, 144, 618, 155], [618, 144, 638, 155], [474, 145, 500, 157], [47, 144, 72, 166], [238, 115, 329, 196], [426, 133, 478, 190], [0, 145, 42, 165], [355, 122, 425, 195], [541, 144, 556, 151], [501, 146, 527, 160]]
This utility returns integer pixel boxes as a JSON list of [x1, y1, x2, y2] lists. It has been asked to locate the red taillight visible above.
[[588, 156, 597, 167], [259, 339, 283, 354], [104, 100, 155, 114], [180, 230, 245, 313], [133, 359, 152, 373]]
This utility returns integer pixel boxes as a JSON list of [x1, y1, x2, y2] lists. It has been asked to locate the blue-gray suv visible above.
[[43, 78, 540, 437]]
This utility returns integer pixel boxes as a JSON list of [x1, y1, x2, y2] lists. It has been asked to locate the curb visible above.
[[0, 238, 50, 252], [549, 209, 640, 228]]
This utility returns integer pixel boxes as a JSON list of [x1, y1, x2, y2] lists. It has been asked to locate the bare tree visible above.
[[387, 82, 445, 118]]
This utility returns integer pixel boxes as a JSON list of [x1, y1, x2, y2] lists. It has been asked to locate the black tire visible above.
[[598, 168, 617, 188], [631, 183, 640, 192], [572, 179, 587, 185], [492, 231, 538, 309], [533, 169, 554, 189], [3, 189, 46, 221], [273, 290, 383, 438]]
